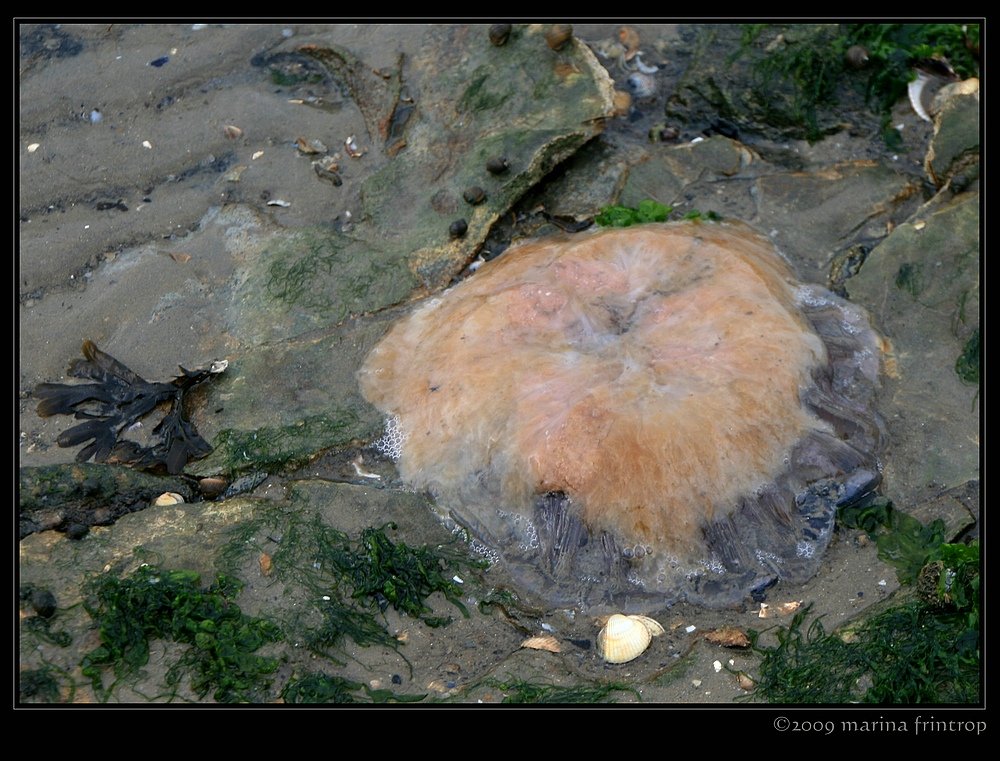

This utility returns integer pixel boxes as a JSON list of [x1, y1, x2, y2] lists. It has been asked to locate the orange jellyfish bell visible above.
[[359, 221, 883, 611]]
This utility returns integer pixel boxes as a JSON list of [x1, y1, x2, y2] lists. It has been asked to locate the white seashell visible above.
[[597, 613, 664, 664], [629, 614, 666, 637], [153, 492, 185, 506], [908, 72, 934, 122], [633, 53, 660, 75]]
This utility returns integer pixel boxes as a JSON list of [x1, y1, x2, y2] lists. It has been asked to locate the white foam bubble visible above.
[[373, 414, 407, 461]]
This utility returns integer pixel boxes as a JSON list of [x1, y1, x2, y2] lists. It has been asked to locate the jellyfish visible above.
[[358, 222, 884, 611]]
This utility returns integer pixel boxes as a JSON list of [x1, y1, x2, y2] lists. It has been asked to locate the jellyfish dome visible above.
[[358, 222, 884, 611]]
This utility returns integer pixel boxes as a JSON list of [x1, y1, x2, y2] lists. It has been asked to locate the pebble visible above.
[[31, 589, 57, 619]]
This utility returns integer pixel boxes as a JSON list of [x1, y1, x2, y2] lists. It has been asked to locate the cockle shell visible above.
[[153, 492, 185, 506], [597, 613, 664, 664]]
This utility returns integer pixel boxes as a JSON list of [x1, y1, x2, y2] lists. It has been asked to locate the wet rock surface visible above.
[[664, 25, 882, 143], [19, 463, 196, 539], [19, 23, 978, 703], [849, 190, 980, 508]]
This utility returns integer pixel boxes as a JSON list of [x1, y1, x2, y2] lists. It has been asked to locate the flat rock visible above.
[[925, 78, 980, 188], [848, 190, 980, 504]]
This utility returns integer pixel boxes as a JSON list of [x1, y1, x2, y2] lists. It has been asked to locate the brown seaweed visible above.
[[34, 340, 226, 474]]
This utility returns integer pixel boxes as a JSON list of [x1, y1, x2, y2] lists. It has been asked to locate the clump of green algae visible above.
[[749, 499, 980, 703], [207, 412, 363, 477], [594, 199, 721, 228], [955, 327, 980, 385], [80, 566, 281, 702], [78, 514, 487, 703], [20, 665, 74, 703], [222, 508, 487, 702], [739, 23, 980, 143]]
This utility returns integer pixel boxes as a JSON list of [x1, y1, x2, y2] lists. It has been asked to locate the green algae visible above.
[[732, 23, 980, 142], [19, 664, 75, 704], [282, 672, 426, 704], [485, 678, 639, 704], [275, 512, 484, 630], [458, 68, 513, 113], [894, 261, 924, 298], [744, 25, 845, 141], [595, 199, 672, 227], [221, 500, 485, 659], [749, 582, 979, 704], [594, 200, 721, 228], [263, 228, 416, 321], [749, 504, 982, 703], [839, 497, 946, 584], [203, 412, 363, 477], [21, 615, 72, 648], [847, 24, 980, 113], [80, 566, 282, 703], [955, 327, 980, 385], [342, 523, 481, 623]]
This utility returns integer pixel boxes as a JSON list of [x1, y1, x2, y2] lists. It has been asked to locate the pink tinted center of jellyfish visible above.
[[359, 222, 881, 607]]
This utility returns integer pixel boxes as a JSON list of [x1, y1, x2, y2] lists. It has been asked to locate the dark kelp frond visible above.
[[34, 340, 226, 474]]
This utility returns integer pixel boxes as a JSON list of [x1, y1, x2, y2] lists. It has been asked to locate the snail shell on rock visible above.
[[545, 24, 573, 51], [489, 23, 512, 47], [597, 614, 665, 664]]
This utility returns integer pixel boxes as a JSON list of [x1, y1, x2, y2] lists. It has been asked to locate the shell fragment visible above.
[[520, 634, 561, 653], [757, 600, 803, 618]]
